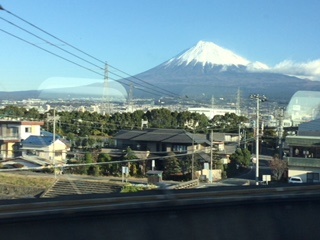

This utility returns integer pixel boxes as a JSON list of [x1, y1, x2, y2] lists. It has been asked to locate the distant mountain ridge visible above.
[[2, 40, 320, 102], [133, 41, 320, 101]]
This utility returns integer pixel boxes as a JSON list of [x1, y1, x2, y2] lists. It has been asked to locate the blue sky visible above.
[[1, 0, 320, 91]]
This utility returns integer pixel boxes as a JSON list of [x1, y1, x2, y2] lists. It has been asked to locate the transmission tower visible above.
[[236, 88, 241, 115], [127, 83, 134, 113], [103, 63, 111, 115]]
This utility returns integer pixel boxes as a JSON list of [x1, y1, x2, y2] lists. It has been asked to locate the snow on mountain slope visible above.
[[165, 41, 250, 66]]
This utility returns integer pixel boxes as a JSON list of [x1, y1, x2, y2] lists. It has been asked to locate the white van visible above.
[[288, 177, 303, 184]]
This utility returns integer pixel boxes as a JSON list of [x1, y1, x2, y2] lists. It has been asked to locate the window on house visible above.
[[173, 145, 187, 152], [55, 151, 62, 157], [26, 150, 37, 156], [25, 127, 32, 133]]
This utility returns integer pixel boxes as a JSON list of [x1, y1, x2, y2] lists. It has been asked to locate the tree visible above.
[[230, 148, 252, 167], [85, 152, 100, 176], [164, 152, 182, 179], [97, 153, 112, 176], [211, 113, 248, 133], [269, 154, 288, 181], [124, 147, 139, 176], [87, 137, 96, 149]]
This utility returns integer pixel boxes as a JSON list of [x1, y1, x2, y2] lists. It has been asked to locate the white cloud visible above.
[[272, 59, 320, 81]]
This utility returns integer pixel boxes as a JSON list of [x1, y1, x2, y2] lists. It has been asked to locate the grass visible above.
[[0, 173, 56, 199], [0, 173, 55, 188], [121, 183, 158, 193]]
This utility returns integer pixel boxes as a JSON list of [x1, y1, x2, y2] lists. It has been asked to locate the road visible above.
[[216, 156, 273, 186]]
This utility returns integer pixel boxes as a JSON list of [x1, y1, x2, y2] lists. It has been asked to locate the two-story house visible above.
[[286, 118, 320, 183], [112, 128, 232, 181], [0, 120, 44, 159], [113, 128, 210, 154], [20, 135, 70, 164]]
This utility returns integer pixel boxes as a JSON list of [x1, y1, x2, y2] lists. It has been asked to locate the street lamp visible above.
[[250, 94, 267, 185]]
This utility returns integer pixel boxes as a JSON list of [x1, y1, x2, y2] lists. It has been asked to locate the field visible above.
[[0, 173, 55, 199]]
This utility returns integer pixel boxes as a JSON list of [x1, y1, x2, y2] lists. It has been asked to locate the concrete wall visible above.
[[289, 167, 320, 183]]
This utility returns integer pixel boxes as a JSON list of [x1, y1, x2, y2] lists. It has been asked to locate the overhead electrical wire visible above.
[[0, 28, 105, 78], [0, 26, 170, 98], [0, 5, 182, 99]]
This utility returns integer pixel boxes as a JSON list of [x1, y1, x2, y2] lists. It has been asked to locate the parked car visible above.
[[288, 177, 303, 184]]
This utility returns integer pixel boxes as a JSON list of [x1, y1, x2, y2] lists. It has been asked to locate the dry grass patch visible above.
[[0, 173, 56, 199], [0, 173, 55, 188]]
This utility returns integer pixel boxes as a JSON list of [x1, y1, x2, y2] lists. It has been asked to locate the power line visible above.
[[0, 28, 105, 77], [0, 16, 105, 72], [108, 65, 180, 98], [1, 6, 182, 99], [0, 28, 167, 98]]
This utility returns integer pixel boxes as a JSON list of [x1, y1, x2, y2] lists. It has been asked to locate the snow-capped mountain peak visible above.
[[165, 40, 250, 67]]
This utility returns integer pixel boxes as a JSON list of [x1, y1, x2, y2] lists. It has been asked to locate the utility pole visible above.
[[210, 128, 213, 183], [243, 130, 247, 149], [250, 94, 267, 185], [47, 109, 60, 178], [277, 107, 285, 159], [238, 123, 242, 147], [186, 120, 198, 180], [192, 131, 194, 180]]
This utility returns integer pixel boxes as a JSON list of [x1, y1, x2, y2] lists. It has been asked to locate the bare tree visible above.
[[269, 154, 288, 180]]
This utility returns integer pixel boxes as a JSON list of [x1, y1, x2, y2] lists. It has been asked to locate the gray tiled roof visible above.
[[113, 130, 147, 140], [298, 118, 320, 136], [114, 129, 209, 145], [22, 135, 54, 148]]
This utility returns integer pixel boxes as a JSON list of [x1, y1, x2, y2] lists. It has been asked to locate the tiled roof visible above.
[[22, 135, 54, 148], [298, 119, 320, 136], [113, 130, 147, 140], [114, 128, 209, 144]]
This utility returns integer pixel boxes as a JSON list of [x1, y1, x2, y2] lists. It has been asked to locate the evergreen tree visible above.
[[164, 153, 182, 178]]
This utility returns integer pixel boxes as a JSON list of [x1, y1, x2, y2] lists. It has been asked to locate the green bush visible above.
[[120, 184, 157, 193]]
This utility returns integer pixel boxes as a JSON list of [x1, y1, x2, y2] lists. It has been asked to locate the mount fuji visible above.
[[132, 41, 320, 101]]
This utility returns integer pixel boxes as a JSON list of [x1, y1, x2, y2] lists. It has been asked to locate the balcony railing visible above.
[[288, 157, 320, 168], [0, 134, 20, 141]]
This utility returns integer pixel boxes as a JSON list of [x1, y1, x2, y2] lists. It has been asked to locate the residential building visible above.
[[0, 120, 44, 159], [286, 118, 320, 183], [21, 135, 70, 164], [113, 128, 210, 154], [112, 128, 232, 181]]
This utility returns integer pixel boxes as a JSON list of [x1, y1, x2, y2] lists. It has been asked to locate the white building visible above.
[[21, 135, 70, 163], [187, 107, 239, 119]]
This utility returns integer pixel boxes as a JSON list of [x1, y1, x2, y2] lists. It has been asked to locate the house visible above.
[[285, 118, 320, 183], [20, 135, 70, 164], [113, 128, 210, 154], [0, 120, 44, 159], [112, 128, 232, 180]]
